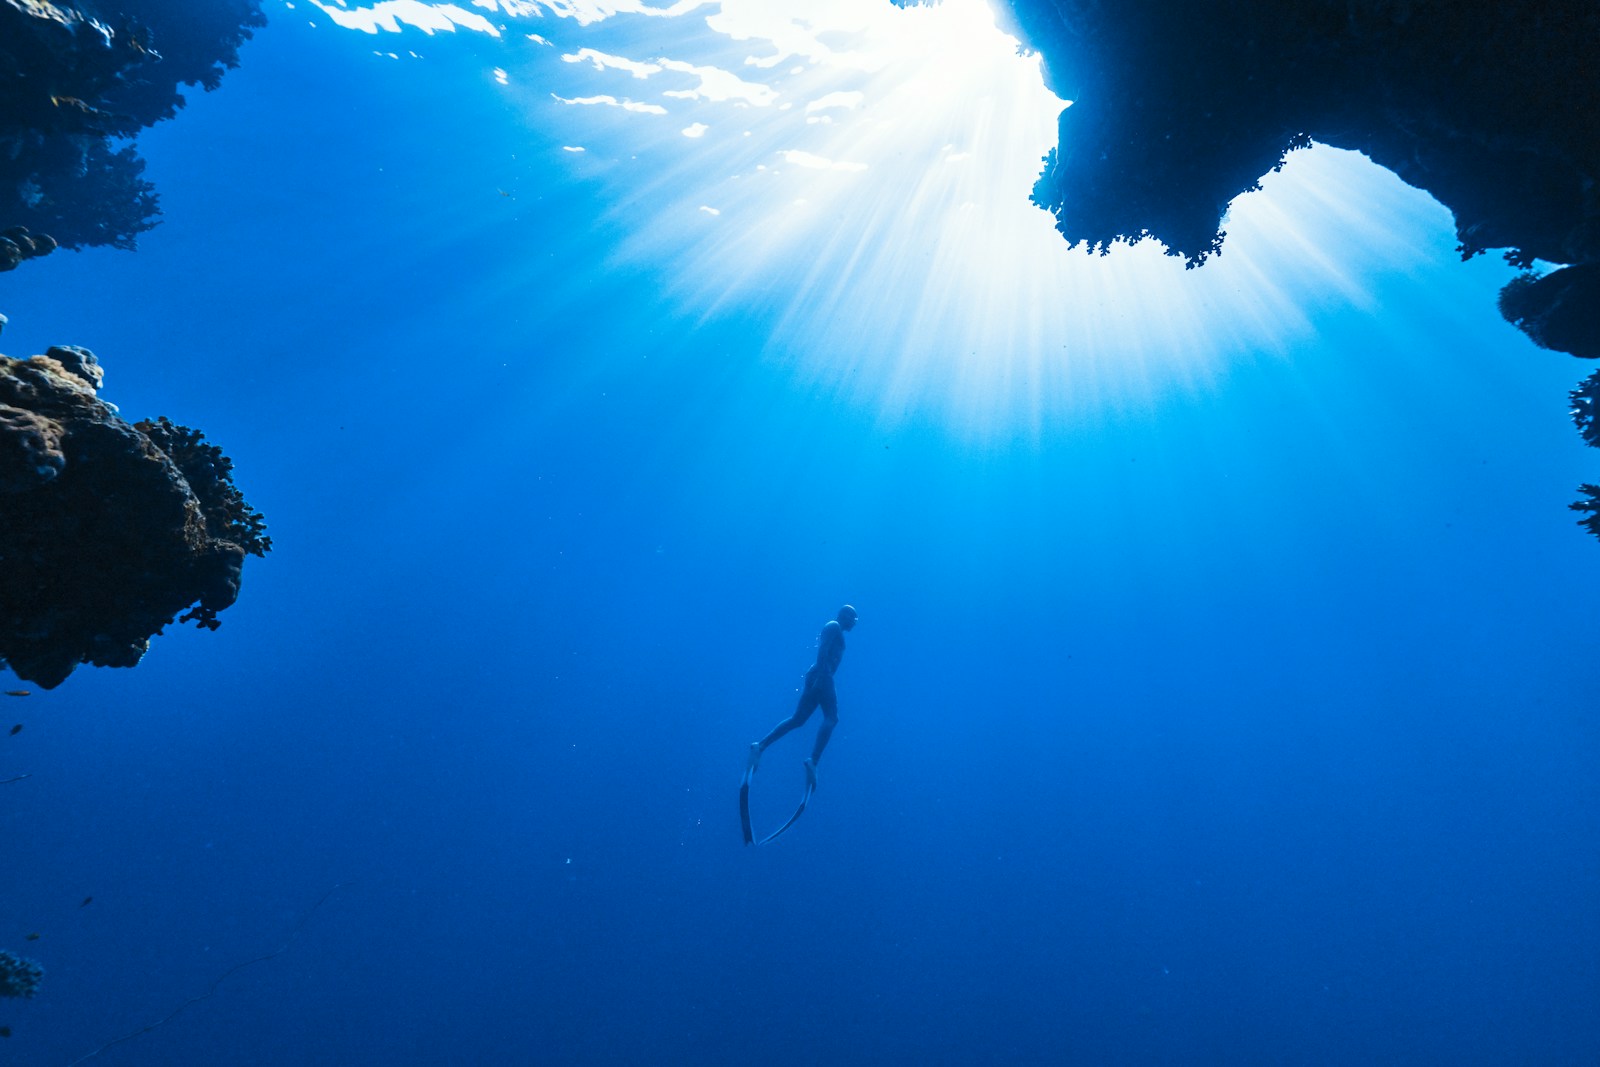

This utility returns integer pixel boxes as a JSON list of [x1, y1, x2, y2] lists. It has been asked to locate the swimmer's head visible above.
[[838, 604, 858, 630]]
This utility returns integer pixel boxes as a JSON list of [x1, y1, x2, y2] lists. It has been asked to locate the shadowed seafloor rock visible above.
[[0, 0, 265, 260], [0, 341, 270, 689], [973, 0, 1600, 534]]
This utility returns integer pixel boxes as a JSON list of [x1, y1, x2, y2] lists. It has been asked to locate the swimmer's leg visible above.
[[754, 685, 821, 761], [809, 687, 839, 766]]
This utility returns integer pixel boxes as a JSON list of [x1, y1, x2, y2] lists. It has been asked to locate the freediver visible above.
[[748, 604, 858, 786]]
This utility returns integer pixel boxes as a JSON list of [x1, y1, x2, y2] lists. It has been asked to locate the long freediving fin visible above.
[[749, 758, 816, 846], [739, 764, 755, 845]]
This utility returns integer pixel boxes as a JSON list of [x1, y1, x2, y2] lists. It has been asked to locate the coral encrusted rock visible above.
[[0, 343, 270, 688], [0, 0, 266, 258]]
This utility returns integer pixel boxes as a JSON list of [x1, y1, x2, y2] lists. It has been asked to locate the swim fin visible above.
[[741, 758, 816, 846], [739, 762, 755, 845]]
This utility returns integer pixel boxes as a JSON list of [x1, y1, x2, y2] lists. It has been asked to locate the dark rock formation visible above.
[[1499, 264, 1600, 361], [0, 342, 270, 689], [1570, 371, 1600, 449], [1570, 485, 1600, 540], [969, 0, 1600, 537], [0, 0, 265, 257], [1568, 370, 1600, 536], [0, 949, 42, 998], [0, 226, 57, 272], [979, 1, 1598, 340]]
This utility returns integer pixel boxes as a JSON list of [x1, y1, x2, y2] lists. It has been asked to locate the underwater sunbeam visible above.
[[317, 0, 1459, 437]]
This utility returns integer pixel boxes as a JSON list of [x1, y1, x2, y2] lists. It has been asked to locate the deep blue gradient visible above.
[[1, 8, 1596, 1065]]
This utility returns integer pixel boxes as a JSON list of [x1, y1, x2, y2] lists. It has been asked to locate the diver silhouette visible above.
[[741, 604, 858, 845]]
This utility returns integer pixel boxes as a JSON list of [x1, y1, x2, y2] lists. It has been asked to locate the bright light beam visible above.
[[310, 0, 1458, 438]]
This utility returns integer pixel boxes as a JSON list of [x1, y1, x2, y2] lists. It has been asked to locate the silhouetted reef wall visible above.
[[0, 0, 264, 260], [963, 0, 1600, 534]]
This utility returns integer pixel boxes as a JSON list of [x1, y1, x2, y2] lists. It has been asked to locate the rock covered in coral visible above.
[[0, 342, 270, 688], [0, 402, 66, 492], [0, 950, 42, 999], [1570, 371, 1600, 448], [1570, 484, 1600, 540], [1499, 264, 1600, 360], [1565, 370, 1600, 541], [0, 0, 265, 254], [0, 226, 57, 271]]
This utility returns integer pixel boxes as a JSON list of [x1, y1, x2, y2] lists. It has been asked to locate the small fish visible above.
[[79, 896, 92, 908], [0, 1026, 11, 1038], [498, 188, 511, 197], [4, 690, 28, 697], [8, 724, 19, 736], [24, 933, 38, 941]]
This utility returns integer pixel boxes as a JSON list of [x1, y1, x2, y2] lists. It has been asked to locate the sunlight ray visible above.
[[312, 0, 1459, 436]]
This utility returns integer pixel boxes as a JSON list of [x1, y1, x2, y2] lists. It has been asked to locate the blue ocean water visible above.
[[2, 2, 1597, 1064]]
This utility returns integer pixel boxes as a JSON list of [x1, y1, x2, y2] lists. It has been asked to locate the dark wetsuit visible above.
[[757, 619, 846, 764]]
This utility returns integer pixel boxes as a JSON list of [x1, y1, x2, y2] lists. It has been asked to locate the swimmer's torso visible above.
[[812, 619, 845, 678]]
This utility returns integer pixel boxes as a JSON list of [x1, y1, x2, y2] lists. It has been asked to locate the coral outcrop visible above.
[[0, 950, 42, 999], [1499, 264, 1600, 361], [0, 342, 269, 688], [0, 0, 265, 258], [0, 226, 57, 272], [1568, 370, 1600, 536]]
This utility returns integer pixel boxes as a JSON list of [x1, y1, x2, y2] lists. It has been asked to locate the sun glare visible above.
[[315, 0, 1456, 437]]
